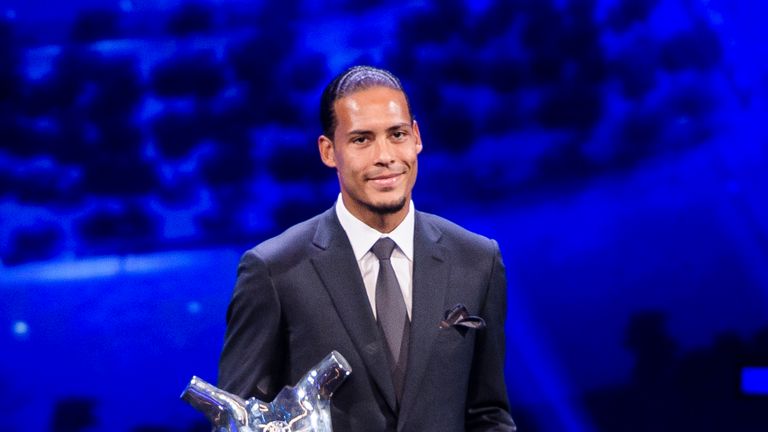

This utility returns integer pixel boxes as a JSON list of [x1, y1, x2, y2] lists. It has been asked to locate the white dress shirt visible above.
[[335, 195, 414, 319]]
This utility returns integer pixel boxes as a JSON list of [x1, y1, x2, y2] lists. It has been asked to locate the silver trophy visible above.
[[182, 351, 351, 432]]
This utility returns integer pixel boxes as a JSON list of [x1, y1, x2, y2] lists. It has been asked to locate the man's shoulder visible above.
[[416, 210, 498, 252], [245, 208, 332, 264]]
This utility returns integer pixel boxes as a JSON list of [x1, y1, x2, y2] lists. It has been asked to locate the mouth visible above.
[[367, 172, 404, 188]]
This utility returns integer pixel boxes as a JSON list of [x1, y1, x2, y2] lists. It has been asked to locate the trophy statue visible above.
[[182, 351, 351, 432]]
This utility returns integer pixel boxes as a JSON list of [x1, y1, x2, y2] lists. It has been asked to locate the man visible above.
[[218, 66, 516, 431]]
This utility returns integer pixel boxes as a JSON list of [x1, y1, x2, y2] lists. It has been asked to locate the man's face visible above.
[[318, 86, 422, 222]]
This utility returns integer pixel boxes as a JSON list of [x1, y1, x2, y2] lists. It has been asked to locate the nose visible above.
[[373, 137, 395, 165]]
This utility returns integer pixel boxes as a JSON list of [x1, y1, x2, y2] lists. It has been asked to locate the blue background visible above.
[[1, 0, 767, 430]]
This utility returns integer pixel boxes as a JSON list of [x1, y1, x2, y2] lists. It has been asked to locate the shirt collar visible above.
[[335, 194, 415, 262]]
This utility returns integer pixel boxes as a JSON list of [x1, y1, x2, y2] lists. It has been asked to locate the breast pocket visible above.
[[435, 325, 476, 352], [428, 327, 477, 383]]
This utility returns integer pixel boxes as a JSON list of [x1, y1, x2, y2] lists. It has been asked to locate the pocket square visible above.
[[439, 303, 486, 330]]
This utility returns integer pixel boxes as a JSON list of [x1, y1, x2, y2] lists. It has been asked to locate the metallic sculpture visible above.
[[182, 351, 351, 432]]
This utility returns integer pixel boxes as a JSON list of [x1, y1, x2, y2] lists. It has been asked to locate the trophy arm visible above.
[[181, 376, 250, 431], [299, 350, 352, 399], [182, 352, 352, 432]]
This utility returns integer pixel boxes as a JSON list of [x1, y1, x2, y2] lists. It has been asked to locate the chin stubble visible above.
[[364, 196, 407, 215]]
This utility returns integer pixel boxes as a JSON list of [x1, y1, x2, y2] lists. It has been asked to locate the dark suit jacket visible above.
[[218, 207, 516, 431]]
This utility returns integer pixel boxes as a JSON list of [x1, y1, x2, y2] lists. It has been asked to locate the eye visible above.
[[392, 130, 407, 140], [351, 136, 367, 144]]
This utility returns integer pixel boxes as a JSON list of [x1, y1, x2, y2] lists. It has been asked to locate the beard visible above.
[[363, 196, 407, 215]]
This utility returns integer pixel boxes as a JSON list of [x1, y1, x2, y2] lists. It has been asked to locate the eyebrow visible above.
[[387, 123, 411, 132], [346, 123, 411, 136], [347, 129, 373, 136]]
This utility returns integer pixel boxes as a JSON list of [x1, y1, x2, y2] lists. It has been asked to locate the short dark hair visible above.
[[319, 65, 413, 139]]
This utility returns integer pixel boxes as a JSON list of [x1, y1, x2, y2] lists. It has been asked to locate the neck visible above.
[[364, 211, 407, 233], [342, 196, 409, 233]]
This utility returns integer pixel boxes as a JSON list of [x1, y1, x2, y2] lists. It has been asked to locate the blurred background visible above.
[[1, 0, 767, 430]]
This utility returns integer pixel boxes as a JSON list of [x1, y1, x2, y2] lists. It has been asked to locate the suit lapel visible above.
[[310, 209, 398, 413], [398, 212, 450, 426]]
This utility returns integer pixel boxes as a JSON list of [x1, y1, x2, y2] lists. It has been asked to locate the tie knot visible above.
[[371, 237, 397, 260]]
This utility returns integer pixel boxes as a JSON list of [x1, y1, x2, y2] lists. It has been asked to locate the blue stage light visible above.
[[742, 367, 768, 395], [12, 320, 29, 338]]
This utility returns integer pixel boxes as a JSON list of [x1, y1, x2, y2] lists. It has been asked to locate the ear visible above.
[[318, 135, 337, 168], [413, 120, 423, 154]]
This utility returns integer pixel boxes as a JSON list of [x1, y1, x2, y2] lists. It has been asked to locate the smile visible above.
[[368, 173, 403, 188]]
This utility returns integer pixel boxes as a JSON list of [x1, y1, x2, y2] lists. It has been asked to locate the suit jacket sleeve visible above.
[[465, 240, 517, 431], [218, 249, 285, 400]]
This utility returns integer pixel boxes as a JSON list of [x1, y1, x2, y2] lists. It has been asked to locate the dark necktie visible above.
[[371, 237, 410, 401]]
